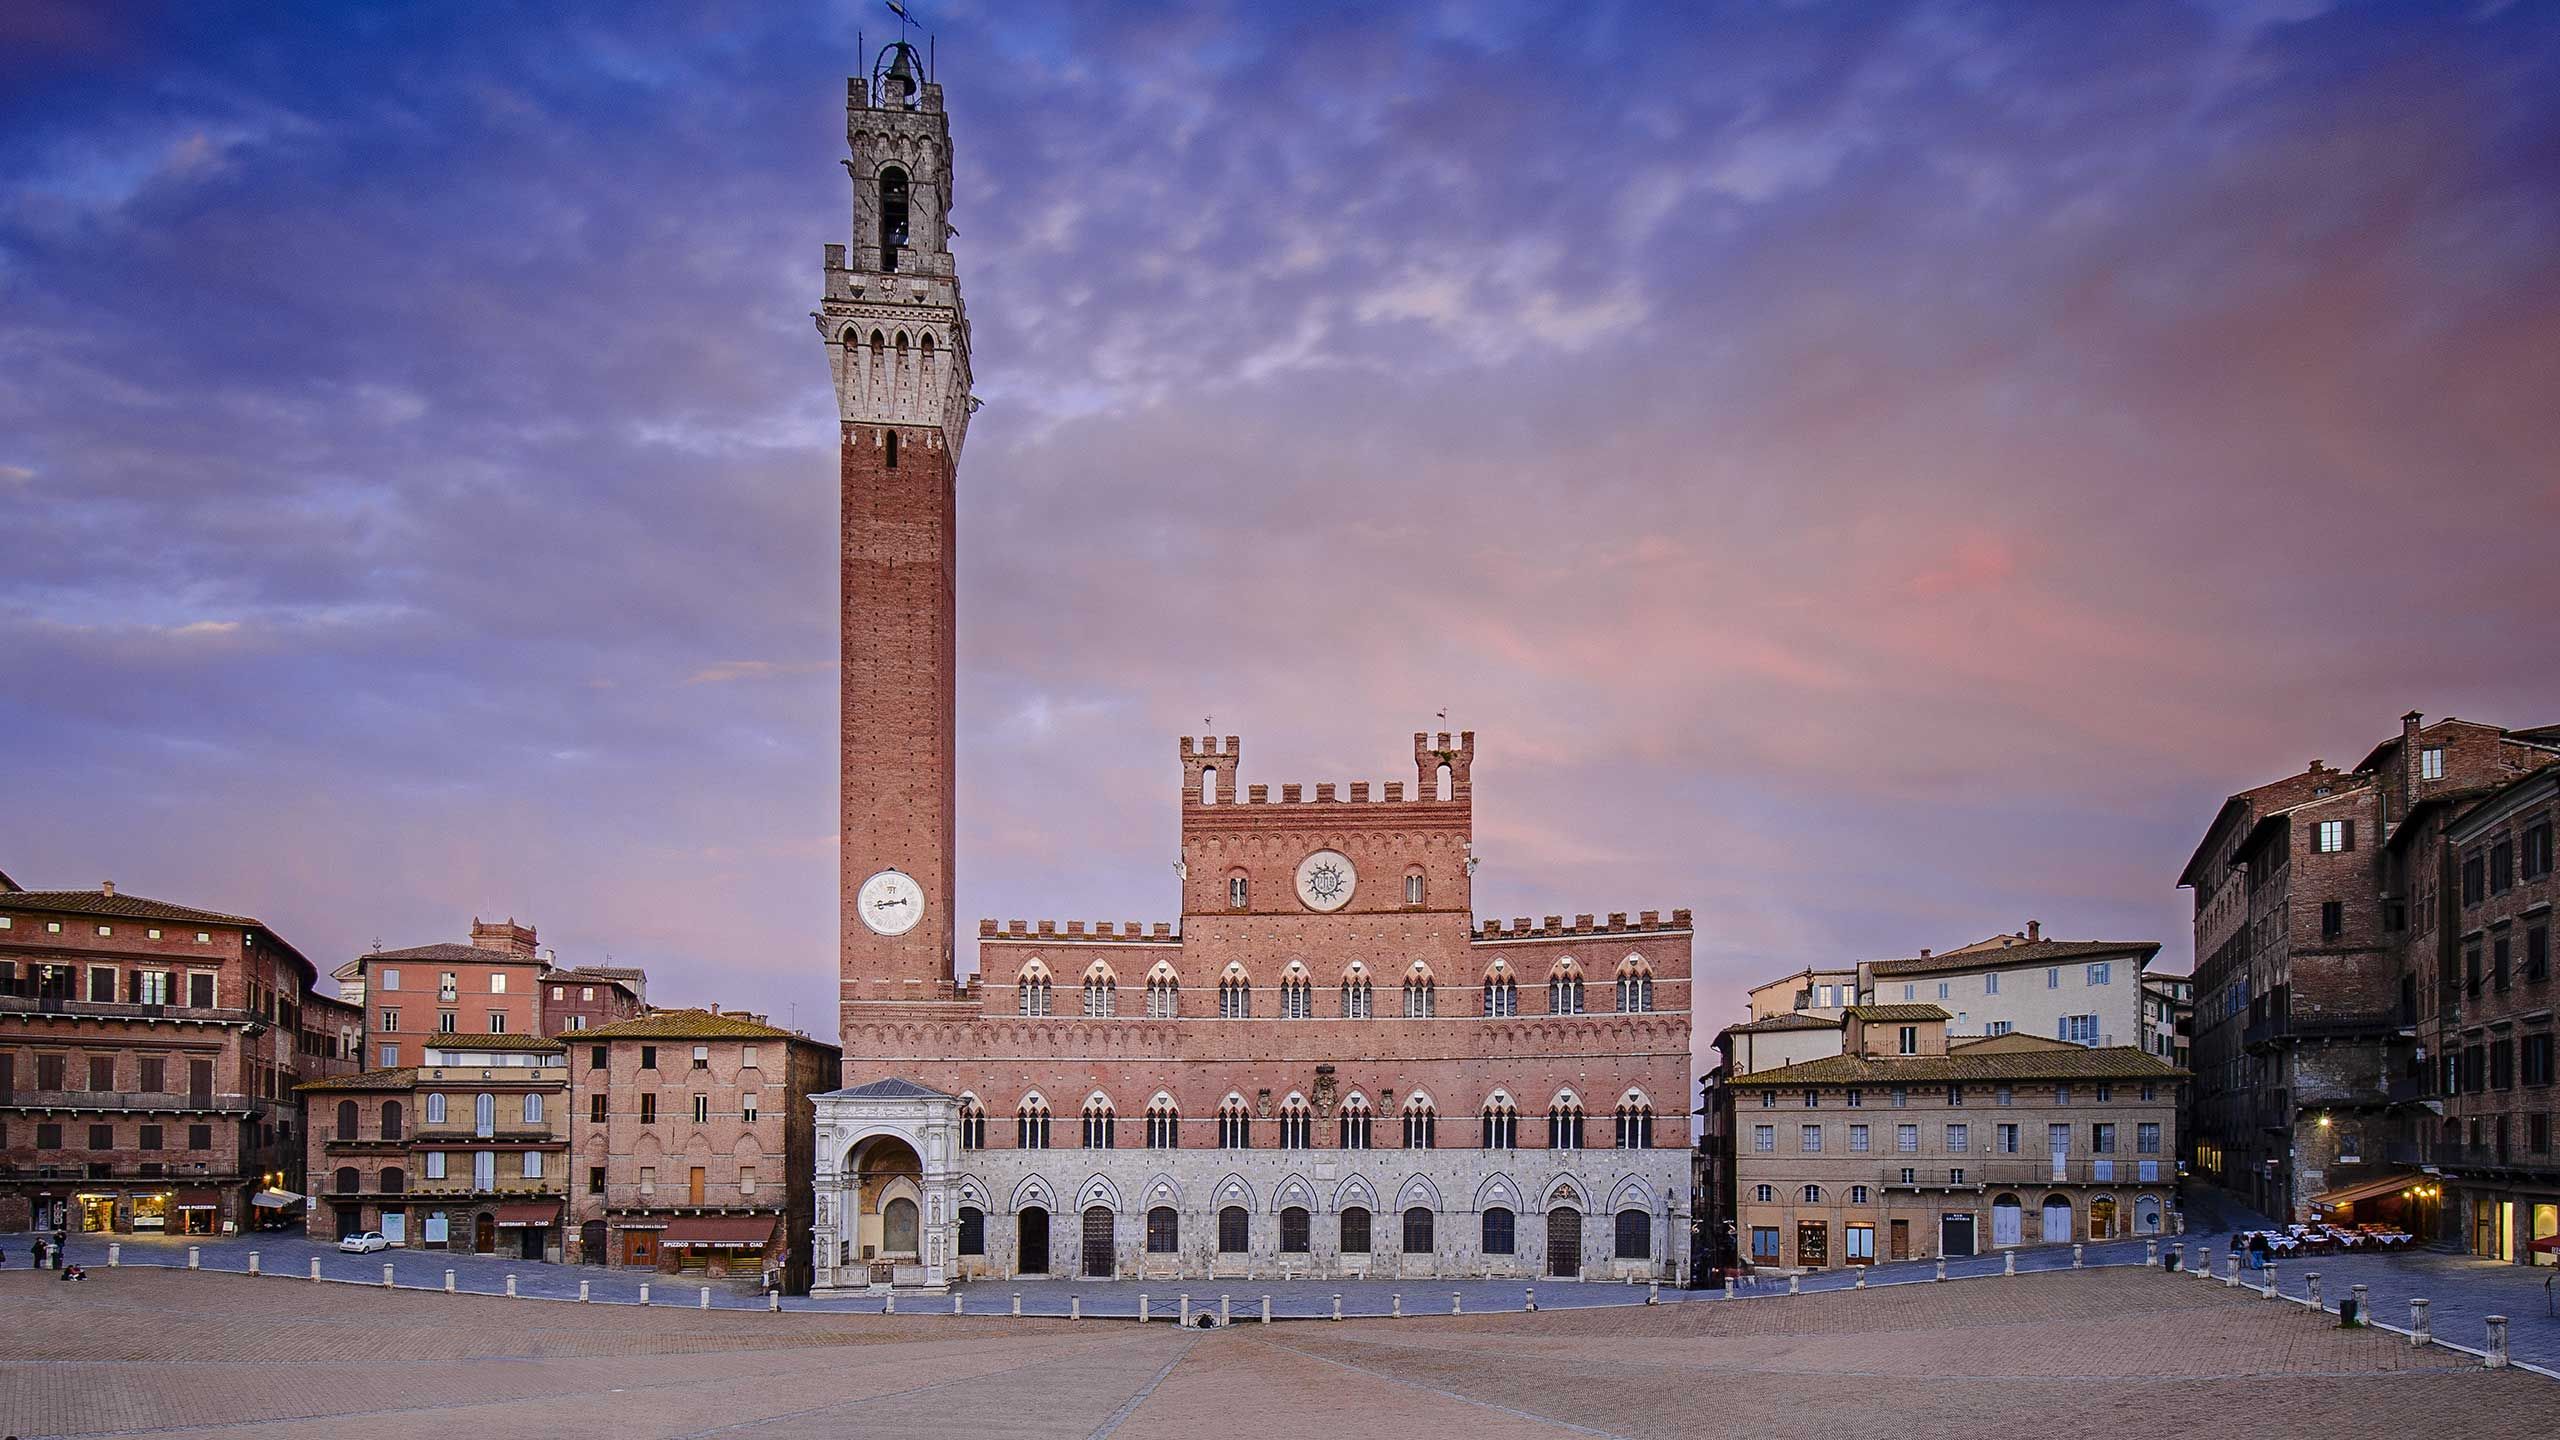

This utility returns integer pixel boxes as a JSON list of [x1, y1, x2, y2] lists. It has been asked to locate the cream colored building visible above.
[[1746, 968, 1859, 1021], [1729, 1005, 2183, 1270], [1858, 930, 2158, 1049]]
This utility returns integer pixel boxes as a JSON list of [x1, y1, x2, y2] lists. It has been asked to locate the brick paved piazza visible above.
[[7, 1267, 2560, 1440]]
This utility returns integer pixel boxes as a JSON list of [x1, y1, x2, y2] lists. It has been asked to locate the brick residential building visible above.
[[298, 1033, 571, 1258], [804, 50, 1692, 1291], [543, 966, 649, 1036], [0, 878, 355, 1237], [566, 1008, 838, 1290], [354, 921, 551, 1070], [1727, 1005, 2182, 1270]]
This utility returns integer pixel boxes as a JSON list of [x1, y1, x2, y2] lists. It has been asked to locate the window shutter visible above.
[[2342, 819, 2355, 851]]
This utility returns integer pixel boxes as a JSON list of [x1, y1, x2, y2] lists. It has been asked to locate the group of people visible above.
[[0, 1235, 88, 1279]]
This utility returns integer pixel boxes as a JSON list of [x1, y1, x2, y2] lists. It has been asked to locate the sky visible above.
[[3, 0, 2555, 1066]]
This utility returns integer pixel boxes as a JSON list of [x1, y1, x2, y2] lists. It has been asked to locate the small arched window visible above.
[[1483, 962, 1518, 1018], [1280, 1206, 1312, 1253], [380, 1100, 403, 1141], [1405, 871, 1425, 906], [334, 1166, 360, 1195], [1082, 1094, 1116, 1150], [1403, 964, 1436, 1017], [1218, 1204, 1249, 1252], [1340, 964, 1371, 1019], [379, 1166, 407, 1195], [1849, 1184, 1871, 1205], [883, 427, 900, 470], [959, 1094, 987, 1150], [1339, 1094, 1373, 1150], [1548, 1094, 1585, 1151], [1402, 1094, 1436, 1149], [1340, 1206, 1372, 1255], [1017, 1094, 1051, 1150], [335, 1099, 359, 1141], [878, 165, 910, 268], [473, 1092, 494, 1138], [1218, 966, 1251, 1019], [1403, 1206, 1434, 1254], [1482, 1206, 1515, 1255], [425, 1092, 447, 1125], [1144, 1095, 1179, 1149], [1279, 1094, 1312, 1150], [1481, 1094, 1518, 1150], [1802, 1184, 1823, 1204], [1228, 874, 1248, 909], [1615, 955, 1654, 1013], [1146, 1206, 1179, 1254], [1755, 1184, 1774, 1203]]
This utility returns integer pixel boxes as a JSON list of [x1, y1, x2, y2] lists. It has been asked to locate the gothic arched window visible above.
[[1615, 954, 1655, 1013], [1217, 1094, 1252, 1149], [1339, 1094, 1373, 1150], [878, 165, 910, 269], [1145, 1095, 1179, 1150], [1081, 1094, 1116, 1150]]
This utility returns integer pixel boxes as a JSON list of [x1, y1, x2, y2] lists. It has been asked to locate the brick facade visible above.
[[0, 880, 353, 1237], [813, 61, 1690, 1288]]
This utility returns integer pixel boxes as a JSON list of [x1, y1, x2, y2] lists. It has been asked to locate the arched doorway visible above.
[[1017, 1208, 1050, 1274], [1546, 1207, 1583, 1278], [2089, 1195, 2118, 1240], [2040, 1195, 2072, 1244], [1992, 1194, 2023, 1248], [1081, 1206, 1116, 1278], [2134, 1195, 2162, 1235], [847, 1134, 923, 1275]]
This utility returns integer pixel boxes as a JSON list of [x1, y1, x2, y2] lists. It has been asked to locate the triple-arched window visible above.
[[1341, 963, 1372, 1019], [1144, 964, 1178, 1019], [1403, 963, 1436, 1017], [1402, 1094, 1436, 1149], [1548, 959, 1586, 1016], [1144, 1095, 1179, 1150], [1019, 961, 1053, 1018], [959, 1094, 987, 1150], [1615, 955, 1654, 1013], [1218, 966, 1251, 1019], [1217, 1094, 1251, 1149], [1339, 1094, 1373, 1150], [1483, 962, 1518, 1018], [1548, 1093, 1585, 1151], [1279, 1094, 1312, 1150], [1081, 1094, 1116, 1150], [1280, 965, 1313, 1020], [1481, 1093, 1519, 1150], [1614, 1092, 1655, 1149], [1082, 963, 1116, 1019], [1017, 1094, 1051, 1150]]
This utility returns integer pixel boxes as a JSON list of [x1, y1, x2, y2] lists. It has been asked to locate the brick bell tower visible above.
[[819, 40, 973, 1021]]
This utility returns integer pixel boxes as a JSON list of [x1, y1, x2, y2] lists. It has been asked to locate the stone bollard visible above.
[[2144, 1239, 2157, 1267], [579, 1279, 591, 1303], [1180, 1294, 1191, 1327], [2486, 1315, 2510, 1369], [2224, 1254, 2241, 1287], [444, 1269, 456, 1294], [1140, 1293, 1151, 1324], [639, 1283, 652, 1307], [1936, 1256, 1948, 1282], [382, 1263, 395, 1289], [1220, 1294, 1231, 1325], [310, 1257, 322, 1282], [700, 1287, 711, 1310], [2071, 1244, 2084, 1270], [507, 1274, 519, 1298], [882, 1290, 894, 1315], [2348, 1283, 2367, 1326], [2263, 1262, 2279, 1299], [109, 1243, 121, 1268], [1453, 1291, 1464, 1316], [2306, 1272, 2321, 1308], [1526, 1286, 1538, 1312], [2174, 1213, 2186, 1235], [769, 1289, 781, 1312], [247, 1250, 260, 1276], [1070, 1295, 1081, 1321], [2006, 1249, 2017, 1277], [1331, 1293, 1343, 1322], [1648, 1280, 1660, 1305], [1788, 1274, 1800, 1295], [1854, 1268, 1866, 1289], [1261, 1295, 1273, 1324], [189, 1246, 201, 1270], [2411, 1297, 2431, 1347], [1392, 1293, 1403, 1318], [1011, 1292, 1023, 1317], [952, 1294, 963, 1316]]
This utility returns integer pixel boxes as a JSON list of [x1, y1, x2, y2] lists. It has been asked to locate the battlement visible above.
[[980, 919, 1182, 944], [1475, 908, 1693, 941], [1179, 730, 1474, 808]]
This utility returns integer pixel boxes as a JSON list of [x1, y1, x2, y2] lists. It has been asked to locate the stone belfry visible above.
[[820, 39, 972, 1020]]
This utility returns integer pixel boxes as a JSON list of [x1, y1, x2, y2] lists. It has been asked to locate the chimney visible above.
[[469, 918, 539, 958], [2308, 759, 2325, 775], [2027, 920, 2041, 943], [100, 880, 115, 898], [1919, 949, 1932, 959]]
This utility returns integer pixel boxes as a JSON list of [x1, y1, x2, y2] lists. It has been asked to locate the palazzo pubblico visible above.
[[806, 46, 1693, 1293]]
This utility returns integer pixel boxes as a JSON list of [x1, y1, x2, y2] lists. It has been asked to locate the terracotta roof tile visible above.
[[1730, 1046, 2186, 1088], [1843, 1003, 1951, 1022], [295, 1067, 417, 1093], [1867, 939, 2157, 979], [1, 887, 258, 927], [581, 1009, 812, 1042]]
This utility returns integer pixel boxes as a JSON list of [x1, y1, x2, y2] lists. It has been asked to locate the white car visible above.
[[338, 1231, 389, 1253]]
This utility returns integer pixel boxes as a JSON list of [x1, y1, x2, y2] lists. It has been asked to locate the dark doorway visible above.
[[474, 1213, 496, 1254], [1546, 1207, 1582, 1278], [521, 1225, 546, 1261], [1081, 1206, 1115, 1278], [1941, 1213, 1976, 1258], [335, 1205, 363, 1240], [1017, 1207, 1050, 1274], [581, 1220, 607, 1264]]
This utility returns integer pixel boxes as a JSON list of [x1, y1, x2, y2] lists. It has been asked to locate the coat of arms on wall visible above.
[[1313, 1063, 1338, 1117]]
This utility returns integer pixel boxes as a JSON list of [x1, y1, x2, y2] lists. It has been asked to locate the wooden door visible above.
[[688, 1167, 706, 1205], [1081, 1207, 1115, 1277], [1889, 1219, 1910, 1260], [474, 1213, 496, 1253], [624, 1229, 658, 1267], [1546, 1208, 1582, 1277]]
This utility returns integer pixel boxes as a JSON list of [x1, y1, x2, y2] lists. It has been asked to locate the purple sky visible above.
[[3, 2, 2555, 1062]]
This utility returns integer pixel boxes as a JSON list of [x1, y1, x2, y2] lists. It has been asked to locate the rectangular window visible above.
[[2316, 819, 2348, 853], [588, 1165, 605, 1194], [1938, 982, 1950, 999], [1846, 1224, 1875, 1261], [1891, 1087, 1908, 1108], [379, 1008, 400, 1032], [1987, 1020, 2013, 1037], [1897, 1026, 1917, 1055], [425, 1151, 447, 1180], [742, 1090, 760, 1123], [2464, 854, 2486, 906], [379, 968, 400, 991], [2321, 901, 2343, 940], [1800, 1123, 1822, 1153], [2061, 1014, 2097, 1044], [590, 1094, 607, 1124], [1751, 1227, 1780, 1260], [639, 1094, 657, 1124], [1985, 972, 1999, 994], [741, 1045, 760, 1069], [1753, 1124, 1775, 1153], [188, 1124, 211, 1150], [590, 1045, 607, 1069], [2087, 962, 2111, 986], [87, 1056, 114, 1091], [522, 1150, 544, 1179], [640, 1046, 656, 1069], [2092, 1123, 2117, 1153], [136, 970, 172, 1004], [491, 973, 507, 994], [1849, 1123, 1871, 1152], [1896, 1123, 1918, 1153], [1997, 1123, 2019, 1153], [2422, 747, 2445, 780], [692, 1045, 710, 1069], [2525, 1034, 2554, 1087], [2529, 925, 2550, 983], [2137, 1122, 2161, 1154], [139, 1057, 165, 1092], [2493, 840, 2515, 894], [741, 1166, 758, 1195], [692, 1094, 709, 1124], [2046, 967, 2060, 989], [378, 1045, 399, 1068], [439, 973, 457, 1000], [488, 1012, 507, 1034], [437, 1012, 457, 1033], [472, 1151, 495, 1188], [86, 967, 115, 1003], [1945, 1122, 1968, 1152], [639, 1166, 656, 1195], [2496, 937, 2513, 993], [523, 1092, 543, 1125]]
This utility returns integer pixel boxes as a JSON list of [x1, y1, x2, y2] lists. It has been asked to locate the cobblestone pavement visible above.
[[6, 1263, 2558, 1439]]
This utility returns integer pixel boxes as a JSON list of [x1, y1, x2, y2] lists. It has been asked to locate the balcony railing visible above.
[[2242, 1011, 2405, 1050], [1871, 1157, 2170, 1188], [0, 1088, 252, 1115], [403, 1180, 566, 1200], [0, 996, 264, 1029], [408, 1128, 565, 1147]]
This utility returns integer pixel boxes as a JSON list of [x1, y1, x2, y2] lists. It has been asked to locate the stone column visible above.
[[2486, 1315, 2510, 1369], [2410, 1297, 2430, 1346], [2306, 1272, 2321, 1307]]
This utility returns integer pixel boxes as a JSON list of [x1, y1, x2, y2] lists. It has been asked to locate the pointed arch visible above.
[[1607, 1173, 1658, 1215], [1075, 1172, 1124, 1212], [1394, 1173, 1443, 1212], [1271, 1173, 1318, 1213], [1474, 1171, 1523, 1213], [1211, 1171, 1257, 1211], [1139, 1171, 1184, 1210], [1009, 1173, 1056, 1212], [1332, 1172, 1378, 1213]]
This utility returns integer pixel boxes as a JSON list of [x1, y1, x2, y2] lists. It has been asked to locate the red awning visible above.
[[661, 1214, 779, 1248], [2529, 1234, 2560, 1255], [493, 1202, 560, 1227], [174, 1187, 224, 1209]]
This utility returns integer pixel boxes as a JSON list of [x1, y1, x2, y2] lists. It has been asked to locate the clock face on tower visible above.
[[856, 868, 926, 936], [1294, 850, 1358, 913]]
